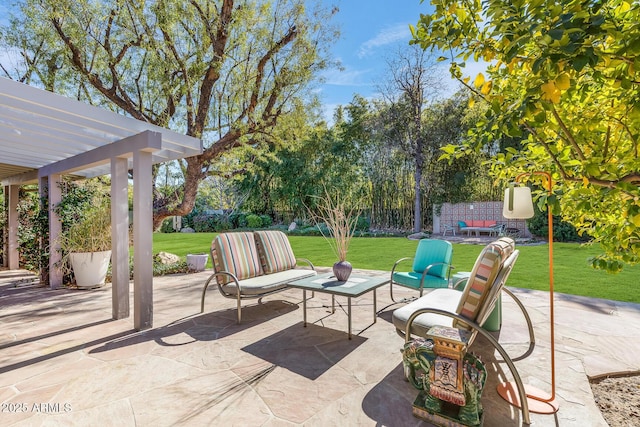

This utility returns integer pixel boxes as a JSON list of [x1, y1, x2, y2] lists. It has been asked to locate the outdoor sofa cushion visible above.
[[463, 220, 497, 228], [217, 268, 315, 296], [254, 230, 297, 274], [211, 232, 263, 284]]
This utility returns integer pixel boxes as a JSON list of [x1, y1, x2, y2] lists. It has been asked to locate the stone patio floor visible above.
[[1, 267, 639, 426]]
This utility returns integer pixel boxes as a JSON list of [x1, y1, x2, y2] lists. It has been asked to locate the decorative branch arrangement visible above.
[[308, 186, 361, 263]]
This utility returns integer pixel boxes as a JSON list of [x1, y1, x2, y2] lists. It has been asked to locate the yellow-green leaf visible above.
[[474, 73, 485, 88], [480, 80, 492, 95], [555, 73, 570, 90]]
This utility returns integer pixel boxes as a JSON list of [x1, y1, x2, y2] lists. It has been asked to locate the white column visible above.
[[133, 142, 155, 331], [46, 175, 63, 289], [6, 185, 19, 270], [1, 186, 5, 268], [111, 157, 130, 320]]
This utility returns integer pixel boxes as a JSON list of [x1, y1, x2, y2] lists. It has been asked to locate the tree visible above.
[[379, 45, 445, 232], [237, 96, 371, 220], [412, 0, 640, 271], [0, 0, 337, 229]]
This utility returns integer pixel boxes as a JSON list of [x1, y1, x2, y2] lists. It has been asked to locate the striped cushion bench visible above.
[[202, 230, 316, 323]]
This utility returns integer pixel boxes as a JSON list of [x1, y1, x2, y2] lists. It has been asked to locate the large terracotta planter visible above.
[[69, 250, 112, 289]]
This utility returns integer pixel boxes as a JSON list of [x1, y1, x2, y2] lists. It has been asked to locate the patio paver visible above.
[[1, 268, 639, 426]]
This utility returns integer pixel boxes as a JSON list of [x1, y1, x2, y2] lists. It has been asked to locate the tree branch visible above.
[[193, 0, 234, 138], [551, 105, 587, 161]]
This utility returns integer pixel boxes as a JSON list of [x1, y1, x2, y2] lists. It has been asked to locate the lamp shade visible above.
[[503, 186, 535, 219]]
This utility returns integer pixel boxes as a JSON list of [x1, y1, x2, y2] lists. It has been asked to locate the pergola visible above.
[[0, 78, 202, 330]]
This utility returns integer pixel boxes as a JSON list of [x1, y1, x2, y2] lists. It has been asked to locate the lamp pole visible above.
[[498, 171, 559, 414]]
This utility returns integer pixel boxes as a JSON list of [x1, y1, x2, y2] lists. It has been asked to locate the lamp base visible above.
[[497, 381, 559, 414]]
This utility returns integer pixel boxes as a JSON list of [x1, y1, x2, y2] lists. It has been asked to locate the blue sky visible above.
[[318, 1, 444, 117], [317, 1, 485, 121]]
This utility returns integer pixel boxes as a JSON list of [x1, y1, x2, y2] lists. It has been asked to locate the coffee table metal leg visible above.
[[348, 297, 352, 339], [331, 295, 335, 313], [303, 289, 307, 327], [373, 289, 377, 323]]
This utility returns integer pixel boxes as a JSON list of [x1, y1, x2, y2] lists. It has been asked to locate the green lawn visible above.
[[153, 233, 640, 303]]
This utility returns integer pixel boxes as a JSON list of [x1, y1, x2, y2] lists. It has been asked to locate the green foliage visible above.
[[245, 214, 263, 229], [2, 0, 338, 229], [527, 208, 589, 243], [151, 259, 188, 276], [0, 190, 4, 264], [53, 179, 111, 281], [16, 188, 49, 272], [412, 0, 640, 271], [229, 212, 248, 229], [160, 218, 177, 233], [190, 213, 230, 232], [260, 214, 273, 227], [236, 90, 491, 232], [355, 215, 370, 232]]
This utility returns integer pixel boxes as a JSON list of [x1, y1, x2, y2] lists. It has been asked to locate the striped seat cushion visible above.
[[211, 232, 264, 285], [253, 230, 297, 274], [453, 237, 514, 330]]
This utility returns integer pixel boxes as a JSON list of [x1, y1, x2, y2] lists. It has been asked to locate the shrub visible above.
[[229, 212, 248, 229], [260, 214, 273, 227], [160, 218, 176, 233], [246, 214, 263, 229], [355, 215, 370, 231], [192, 214, 216, 232]]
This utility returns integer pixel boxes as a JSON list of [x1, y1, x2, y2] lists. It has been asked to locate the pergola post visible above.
[[46, 174, 63, 289], [111, 156, 130, 319], [5, 184, 19, 270], [132, 138, 155, 331]]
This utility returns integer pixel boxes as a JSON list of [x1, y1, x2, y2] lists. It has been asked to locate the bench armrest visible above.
[[296, 257, 316, 270]]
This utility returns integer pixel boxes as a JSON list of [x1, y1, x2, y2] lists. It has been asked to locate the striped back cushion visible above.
[[453, 237, 515, 330], [211, 232, 263, 284], [254, 230, 297, 274]]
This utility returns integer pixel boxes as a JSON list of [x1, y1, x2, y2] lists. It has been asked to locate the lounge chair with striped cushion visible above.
[[392, 237, 517, 344], [201, 231, 316, 323]]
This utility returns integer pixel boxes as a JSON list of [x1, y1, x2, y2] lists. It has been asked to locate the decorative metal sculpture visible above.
[[402, 326, 487, 426]]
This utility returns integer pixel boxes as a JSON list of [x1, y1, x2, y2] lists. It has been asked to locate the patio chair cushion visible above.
[[211, 232, 264, 285], [453, 237, 514, 329], [254, 230, 297, 274], [392, 288, 462, 336], [391, 271, 450, 290], [412, 239, 452, 279], [458, 220, 468, 228]]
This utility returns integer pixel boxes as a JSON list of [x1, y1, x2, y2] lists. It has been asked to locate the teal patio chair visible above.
[[389, 239, 453, 302]]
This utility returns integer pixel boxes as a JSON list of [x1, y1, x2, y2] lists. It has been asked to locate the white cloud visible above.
[[321, 67, 373, 87], [358, 23, 411, 58]]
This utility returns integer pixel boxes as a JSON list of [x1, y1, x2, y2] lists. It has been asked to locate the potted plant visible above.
[[56, 182, 112, 289], [309, 187, 360, 281]]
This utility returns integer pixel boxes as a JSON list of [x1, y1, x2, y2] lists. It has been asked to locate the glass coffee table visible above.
[[287, 272, 390, 339]]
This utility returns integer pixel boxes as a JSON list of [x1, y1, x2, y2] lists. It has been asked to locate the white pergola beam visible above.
[[39, 130, 162, 177]]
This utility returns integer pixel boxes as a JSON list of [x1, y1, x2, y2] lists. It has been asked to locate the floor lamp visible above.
[[497, 171, 559, 414]]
